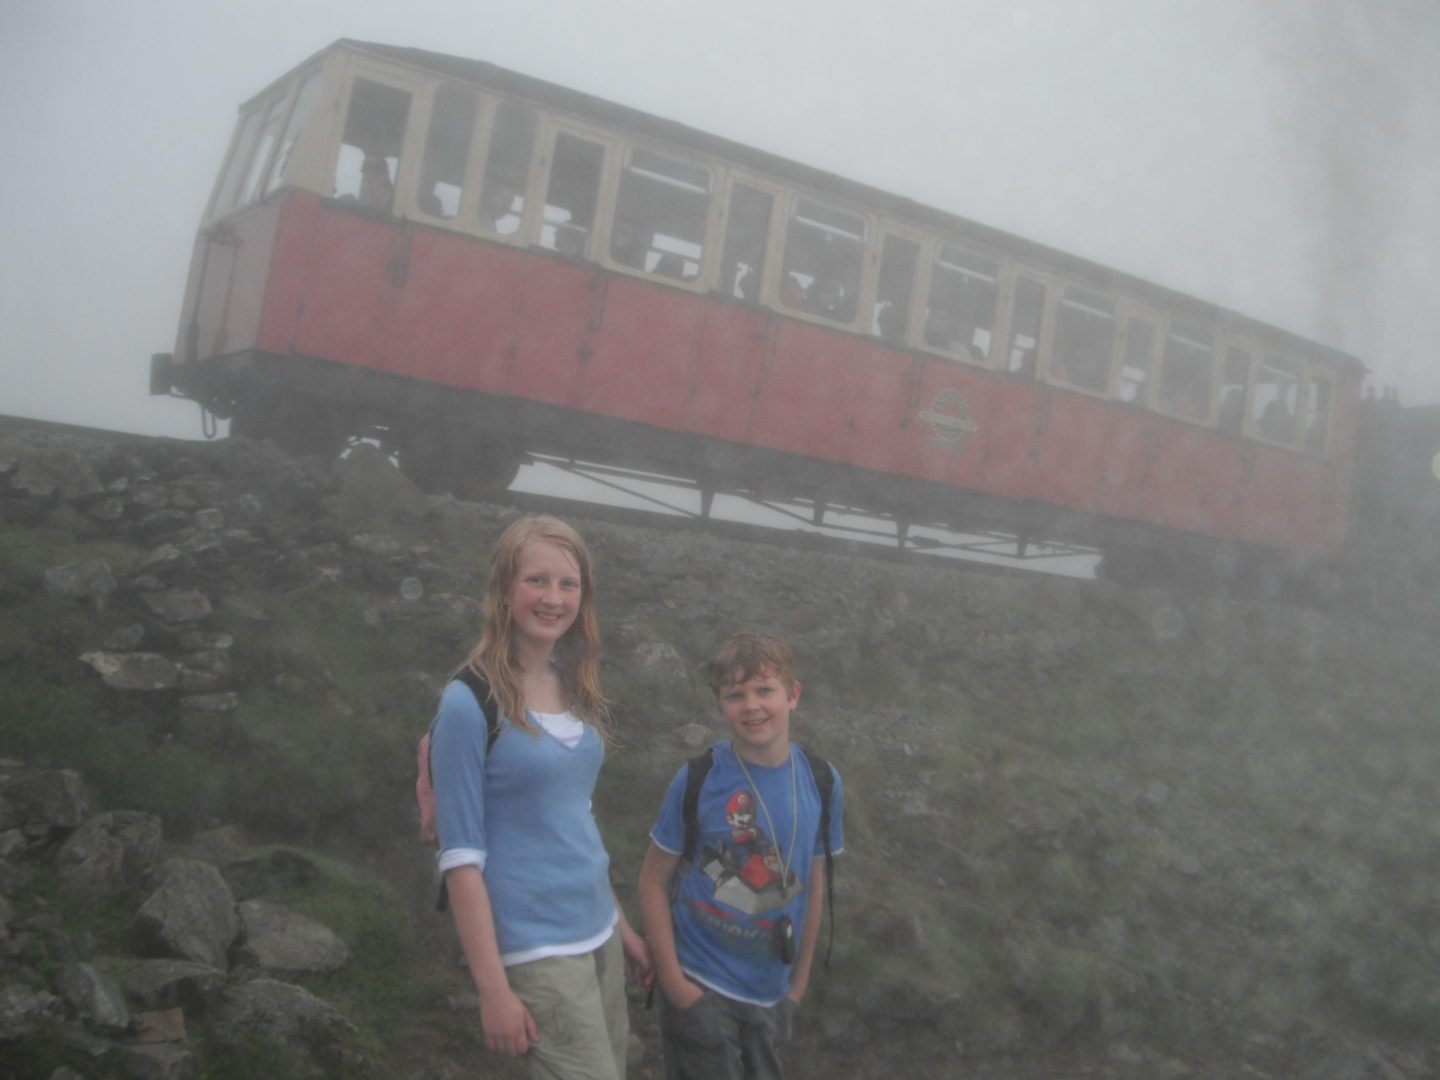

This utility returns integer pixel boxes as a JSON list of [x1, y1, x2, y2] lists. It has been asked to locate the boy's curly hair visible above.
[[705, 632, 799, 696]]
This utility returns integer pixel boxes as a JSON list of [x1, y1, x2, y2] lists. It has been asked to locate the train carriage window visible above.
[[1252, 352, 1300, 444], [1157, 320, 1214, 422], [334, 78, 412, 212], [417, 84, 478, 220], [1006, 276, 1046, 377], [1219, 346, 1251, 435], [540, 132, 604, 258], [924, 245, 997, 361], [611, 147, 712, 281], [720, 184, 773, 301], [872, 235, 919, 344], [780, 198, 864, 323], [1304, 372, 1333, 455], [238, 95, 288, 206], [478, 101, 536, 236], [1051, 285, 1115, 392], [213, 106, 266, 217], [264, 72, 322, 196], [1119, 318, 1156, 404]]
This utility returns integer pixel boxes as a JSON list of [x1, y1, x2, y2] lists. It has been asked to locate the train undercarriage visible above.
[[151, 348, 1330, 599]]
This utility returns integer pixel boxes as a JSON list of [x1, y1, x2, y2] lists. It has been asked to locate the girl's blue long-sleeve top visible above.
[[430, 679, 616, 964]]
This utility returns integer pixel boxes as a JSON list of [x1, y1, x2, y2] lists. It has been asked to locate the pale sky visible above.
[[2, 0, 1437, 440]]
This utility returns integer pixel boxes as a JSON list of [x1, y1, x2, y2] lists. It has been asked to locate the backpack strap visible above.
[[679, 746, 716, 868], [795, 746, 837, 967], [432, 666, 501, 912], [678, 743, 837, 965]]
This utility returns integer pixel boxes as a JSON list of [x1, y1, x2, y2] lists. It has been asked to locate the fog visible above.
[[2, 0, 1436, 443]]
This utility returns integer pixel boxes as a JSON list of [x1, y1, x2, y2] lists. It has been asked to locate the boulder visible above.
[[212, 978, 365, 1079], [56, 961, 131, 1035], [42, 559, 118, 599], [57, 809, 163, 900], [117, 958, 227, 1014], [79, 652, 181, 691], [130, 859, 239, 968], [1, 769, 90, 831], [233, 899, 350, 975]]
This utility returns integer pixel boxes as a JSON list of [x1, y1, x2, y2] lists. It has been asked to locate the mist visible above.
[[2, 0, 1437, 443]]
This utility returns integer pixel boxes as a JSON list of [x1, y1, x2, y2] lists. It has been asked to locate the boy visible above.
[[638, 632, 844, 1080]]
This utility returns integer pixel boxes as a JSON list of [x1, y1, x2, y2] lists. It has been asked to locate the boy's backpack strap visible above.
[[795, 746, 837, 966], [679, 746, 716, 867], [432, 666, 501, 913]]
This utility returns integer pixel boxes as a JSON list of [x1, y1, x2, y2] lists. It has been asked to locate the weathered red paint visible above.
[[179, 189, 1357, 558]]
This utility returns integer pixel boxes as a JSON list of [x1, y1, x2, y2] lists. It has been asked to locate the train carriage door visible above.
[[1303, 369, 1334, 458], [332, 75, 415, 214], [413, 83, 479, 224], [1003, 273, 1048, 381], [476, 100, 539, 240], [981, 269, 1050, 498], [387, 81, 502, 391], [1218, 344, 1253, 437], [1098, 311, 1162, 520], [902, 235, 993, 492], [1031, 282, 1119, 508], [581, 143, 716, 428], [1251, 351, 1301, 448], [689, 177, 780, 445], [288, 67, 421, 370], [1149, 318, 1223, 532], [870, 232, 921, 347], [508, 122, 608, 410], [537, 128, 606, 259], [758, 195, 871, 464]]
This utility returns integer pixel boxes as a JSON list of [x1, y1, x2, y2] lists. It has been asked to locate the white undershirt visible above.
[[533, 709, 585, 748]]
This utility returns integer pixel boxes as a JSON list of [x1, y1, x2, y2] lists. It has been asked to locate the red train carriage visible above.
[[151, 40, 1364, 585]]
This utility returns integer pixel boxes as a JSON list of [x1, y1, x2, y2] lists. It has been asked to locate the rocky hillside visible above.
[[2, 423, 1438, 1080]]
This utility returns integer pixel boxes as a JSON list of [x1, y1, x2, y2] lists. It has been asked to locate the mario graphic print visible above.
[[698, 788, 802, 916]]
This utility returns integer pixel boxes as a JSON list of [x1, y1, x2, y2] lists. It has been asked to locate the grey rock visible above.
[[104, 623, 148, 650], [119, 958, 227, 1013], [110, 1041, 199, 1080], [139, 589, 213, 624], [57, 809, 163, 900], [57, 961, 131, 1034], [42, 559, 118, 599], [213, 978, 363, 1079], [131, 859, 239, 968], [0, 981, 61, 1039], [10, 448, 104, 499], [1, 768, 90, 830], [79, 651, 181, 690], [234, 899, 350, 974]]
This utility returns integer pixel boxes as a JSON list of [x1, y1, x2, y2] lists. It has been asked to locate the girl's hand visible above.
[[480, 985, 538, 1057], [620, 922, 655, 988]]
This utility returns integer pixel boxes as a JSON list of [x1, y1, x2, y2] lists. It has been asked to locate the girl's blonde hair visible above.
[[465, 516, 612, 742]]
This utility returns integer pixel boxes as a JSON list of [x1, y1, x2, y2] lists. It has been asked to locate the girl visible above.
[[430, 515, 651, 1080]]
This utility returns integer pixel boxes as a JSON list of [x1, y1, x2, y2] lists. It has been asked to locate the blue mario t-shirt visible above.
[[651, 741, 844, 1006]]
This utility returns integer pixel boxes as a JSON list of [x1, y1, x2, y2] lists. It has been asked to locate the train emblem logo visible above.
[[918, 388, 979, 451]]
